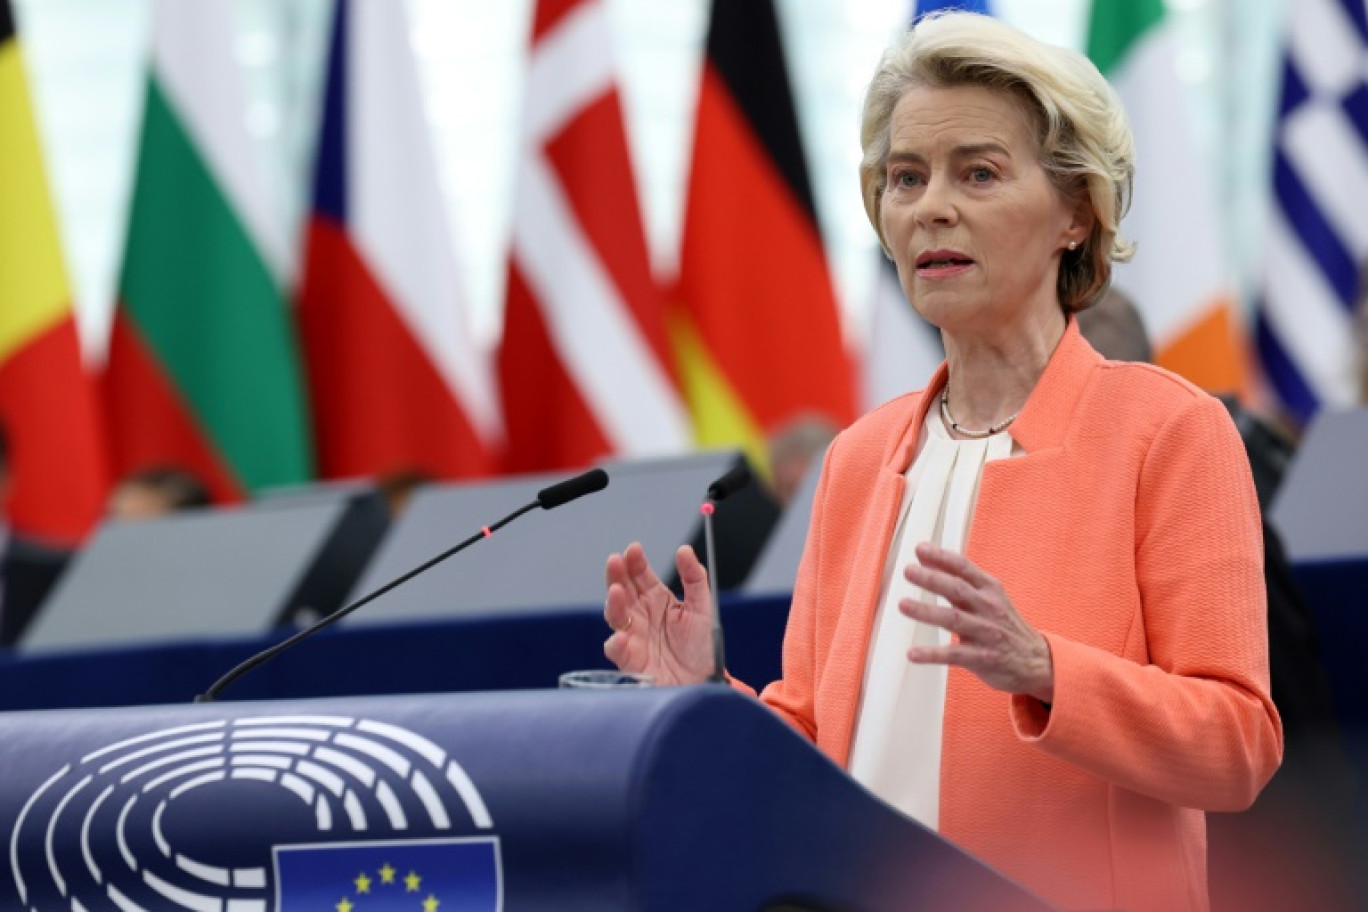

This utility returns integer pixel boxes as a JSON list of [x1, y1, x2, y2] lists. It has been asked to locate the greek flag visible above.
[[1258, 0, 1367, 422]]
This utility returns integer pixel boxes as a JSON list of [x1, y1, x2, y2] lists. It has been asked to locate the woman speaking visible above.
[[602, 13, 1281, 911]]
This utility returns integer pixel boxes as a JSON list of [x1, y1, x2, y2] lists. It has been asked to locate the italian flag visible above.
[[0, 0, 107, 543], [1088, 0, 1249, 394], [104, 0, 312, 501]]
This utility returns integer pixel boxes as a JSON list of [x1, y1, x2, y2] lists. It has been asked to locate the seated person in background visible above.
[[107, 466, 212, 521], [0, 424, 74, 646], [376, 468, 433, 518], [765, 414, 838, 509], [1078, 286, 1361, 912]]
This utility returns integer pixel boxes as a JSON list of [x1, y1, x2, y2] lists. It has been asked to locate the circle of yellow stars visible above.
[[335, 861, 440, 911]]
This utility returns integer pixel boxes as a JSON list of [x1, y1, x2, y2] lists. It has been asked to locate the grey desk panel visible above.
[[1270, 408, 1368, 563], [21, 496, 386, 653], [342, 452, 742, 624], [742, 448, 824, 596]]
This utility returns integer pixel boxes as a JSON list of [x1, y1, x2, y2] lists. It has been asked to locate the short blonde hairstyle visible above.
[[860, 12, 1135, 312]]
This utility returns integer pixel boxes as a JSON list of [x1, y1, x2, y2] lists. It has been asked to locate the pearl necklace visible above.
[[939, 387, 1019, 439]]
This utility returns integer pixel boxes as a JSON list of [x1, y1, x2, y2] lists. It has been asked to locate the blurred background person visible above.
[[106, 466, 212, 521], [765, 414, 839, 509], [376, 468, 433, 519], [0, 424, 73, 647]]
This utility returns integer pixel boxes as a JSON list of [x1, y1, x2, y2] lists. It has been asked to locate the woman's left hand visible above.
[[901, 542, 1054, 703]]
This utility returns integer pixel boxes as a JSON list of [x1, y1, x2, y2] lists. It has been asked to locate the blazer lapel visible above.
[[820, 366, 945, 766]]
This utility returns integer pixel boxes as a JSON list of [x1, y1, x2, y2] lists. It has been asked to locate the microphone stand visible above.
[[701, 501, 726, 684]]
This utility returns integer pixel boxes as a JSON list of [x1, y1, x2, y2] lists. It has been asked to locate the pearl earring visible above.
[[1068, 240, 1078, 250]]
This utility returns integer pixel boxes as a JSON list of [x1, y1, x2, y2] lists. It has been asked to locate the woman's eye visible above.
[[970, 167, 994, 183], [893, 170, 921, 188]]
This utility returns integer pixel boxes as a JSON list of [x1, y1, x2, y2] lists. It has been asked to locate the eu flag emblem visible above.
[[275, 837, 501, 911]]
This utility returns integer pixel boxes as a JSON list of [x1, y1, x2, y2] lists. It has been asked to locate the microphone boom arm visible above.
[[196, 501, 539, 703], [196, 468, 609, 703]]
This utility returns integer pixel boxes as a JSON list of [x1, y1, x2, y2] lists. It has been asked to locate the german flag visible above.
[[672, 0, 855, 474], [0, 0, 108, 543]]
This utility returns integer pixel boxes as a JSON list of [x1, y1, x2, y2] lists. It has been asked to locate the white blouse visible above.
[[847, 409, 1020, 830]]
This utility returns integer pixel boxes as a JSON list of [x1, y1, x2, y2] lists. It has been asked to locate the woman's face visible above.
[[879, 83, 1085, 337]]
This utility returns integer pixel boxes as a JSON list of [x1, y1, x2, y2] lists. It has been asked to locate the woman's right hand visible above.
[[603, 542, 715, 686]]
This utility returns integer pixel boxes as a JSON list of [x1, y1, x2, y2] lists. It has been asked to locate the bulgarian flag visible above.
[[104, 0, 312, 501], [298, 0, 501, 481], [1088, 0, 1249, 394], [673, 0, 855, 473], [0, 0, 107, 543]]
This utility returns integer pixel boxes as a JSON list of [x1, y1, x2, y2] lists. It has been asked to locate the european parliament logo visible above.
[[8, 714, 503, 910], [276, 837, 499, 910]]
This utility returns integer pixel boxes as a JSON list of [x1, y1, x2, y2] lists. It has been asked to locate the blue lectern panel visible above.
[[0, 688, 1053, 911]]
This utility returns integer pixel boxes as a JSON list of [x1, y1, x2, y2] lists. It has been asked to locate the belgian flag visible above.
[[0, 0, 108, 543], [672, 0, 855, 473]]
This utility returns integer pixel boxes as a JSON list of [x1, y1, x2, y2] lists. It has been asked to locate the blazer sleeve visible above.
[[1009, 393, 1284, 811]]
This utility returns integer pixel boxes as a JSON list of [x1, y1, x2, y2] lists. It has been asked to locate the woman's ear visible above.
[[1065, 197, 1095, 249]]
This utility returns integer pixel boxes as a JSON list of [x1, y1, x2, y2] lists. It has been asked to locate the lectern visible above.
[[0, 687, 1053, 911]]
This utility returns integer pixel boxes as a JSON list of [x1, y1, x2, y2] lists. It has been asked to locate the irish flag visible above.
[[1088, 0, 1248, 394], [104, 0, 312, 501], [298, 0, 501, 481], [673, 0, 855, 472], [0, 0, 107, 543]]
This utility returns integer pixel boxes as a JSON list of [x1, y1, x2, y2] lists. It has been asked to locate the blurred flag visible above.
[[1256, 0, 1365, 422], [1088, 0, 1248, 394], [673, 0, 854, 470], [104, 0, 312, 502], [864, 259, 944, 410], [0, 0, 107, 543], [861, 0, 987, 411], [298, 0, 500, 481], [499, 0, 688, 472]]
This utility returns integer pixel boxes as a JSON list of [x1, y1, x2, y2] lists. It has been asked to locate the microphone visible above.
[[700, 463, 751, 683], [706, 464, 751, 502], [196, 467, 610, 703], [537, 467, 609, 508]]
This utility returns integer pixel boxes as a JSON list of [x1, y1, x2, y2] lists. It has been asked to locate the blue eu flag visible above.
[[275, 837, 500, 911]]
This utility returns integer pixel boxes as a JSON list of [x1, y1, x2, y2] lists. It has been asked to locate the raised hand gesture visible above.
[[603, 543, 714, 686]]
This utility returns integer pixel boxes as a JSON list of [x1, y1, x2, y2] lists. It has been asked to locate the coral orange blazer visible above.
[[743, 321, 1283, 912]]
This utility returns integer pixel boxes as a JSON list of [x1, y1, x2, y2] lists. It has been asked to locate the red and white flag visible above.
[[499, 0, 689, 472], [297, 0, 501, 481]]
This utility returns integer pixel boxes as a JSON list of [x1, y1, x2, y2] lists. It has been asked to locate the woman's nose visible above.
[[914, 177, 957, 228]]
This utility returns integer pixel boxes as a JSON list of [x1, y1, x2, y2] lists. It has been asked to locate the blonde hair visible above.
[[859, 12, 1135, 312]]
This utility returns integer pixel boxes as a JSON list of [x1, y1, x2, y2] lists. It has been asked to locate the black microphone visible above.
[[706, 464, 751, 501], [537, 467, 609, 508], [700, 463, 751, 683], [196, 467, 611, 703]]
